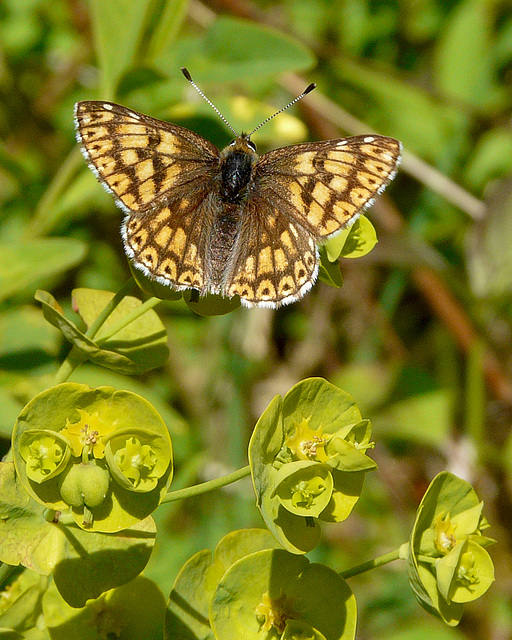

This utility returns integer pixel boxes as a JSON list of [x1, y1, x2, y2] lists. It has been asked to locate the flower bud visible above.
[[59, 462, 110, 508]]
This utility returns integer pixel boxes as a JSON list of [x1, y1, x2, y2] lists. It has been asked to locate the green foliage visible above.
[[0, 0, 508, 638], [0, 240, 86, 303], [210, 546, 356, 640]]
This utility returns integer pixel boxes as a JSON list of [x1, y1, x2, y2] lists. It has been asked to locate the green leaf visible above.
[[375, 388, 453, 447], [340, 216, 378, 258], [433, 0, 497, 110], [464, 129, 512, 192], [0, 570, 48, 633], [335, 58, 465, 162], [63, 364, 188, 437], [0, 305, 60, 361], [320, 470, 366, 523], [36, 290, 144, 375], [51, 519, 157, 608], [0, 239, 86, 303], [0, 461, 54, 574], [43, 575, 166, 638], [282, 378, 362, 436], [72, 288, 170, 372], [145, 0, 190, 60], [0, 387, 23, 439], [155, 16, 315, 83], [318, 248, 343, 289], [324, 216, 378, 262], [88, 0, 155, 98]]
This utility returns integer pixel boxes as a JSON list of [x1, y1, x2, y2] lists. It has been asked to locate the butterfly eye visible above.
[[229, 139, 236, 146], [247, 140, 257, 152]]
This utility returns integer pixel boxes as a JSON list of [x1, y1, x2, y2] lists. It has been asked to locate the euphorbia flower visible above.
[[285, 418, 330, 462], [60, 409, 115, 459]]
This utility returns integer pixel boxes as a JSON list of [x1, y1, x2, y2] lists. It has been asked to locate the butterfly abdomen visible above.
[[207, 205, 241, 290]]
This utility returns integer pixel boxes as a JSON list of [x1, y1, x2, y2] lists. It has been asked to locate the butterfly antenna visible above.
[[181, 67, 238, 137], [248, 82, 316, 137]]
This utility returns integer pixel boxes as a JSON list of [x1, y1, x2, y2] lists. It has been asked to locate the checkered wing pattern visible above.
[[75, 100, 220, 292], [75, 100, 401, 308], [224, 135, 401, 306]]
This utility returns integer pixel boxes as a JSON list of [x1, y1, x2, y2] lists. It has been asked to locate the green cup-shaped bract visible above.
[[274, 461, 333, 518], [129, 261, 182, 301], [43, 575, 166, 640], [12, 383, 173, 532], [436, 537, 495, 604], [210, 548, 356, 640], [167, 528, 282, 640], [405, 472, 495, 625], [249, 378, 375, 553], [183, 290, 241, 315], [18, 429, 71, 484], [104, 428, 173, 492]]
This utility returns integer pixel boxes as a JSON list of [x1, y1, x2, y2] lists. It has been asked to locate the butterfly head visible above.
[[227, 134, 257, 154]]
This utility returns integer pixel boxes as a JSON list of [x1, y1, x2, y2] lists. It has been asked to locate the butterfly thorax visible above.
[[219, 136, 258, 204]]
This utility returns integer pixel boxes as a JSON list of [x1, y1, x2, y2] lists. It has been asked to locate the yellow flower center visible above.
[[285, 418, 329, 462], [434, 512, 457, 554], [60, 409, 114, 459], [255, 591, 298, 634]]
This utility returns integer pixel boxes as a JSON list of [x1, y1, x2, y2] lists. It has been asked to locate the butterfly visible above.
[[74, 69, 401, 308]]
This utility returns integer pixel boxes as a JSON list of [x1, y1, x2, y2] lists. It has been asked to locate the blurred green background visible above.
[[1, 0, 512, 637]]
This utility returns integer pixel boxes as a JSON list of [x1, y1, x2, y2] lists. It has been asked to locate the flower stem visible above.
[[53, 345, 87, 385], [340, 547, 402, 579], [162, 465, 252, 504], [86, 277, 136, 340], [95, 296, 162, 345]]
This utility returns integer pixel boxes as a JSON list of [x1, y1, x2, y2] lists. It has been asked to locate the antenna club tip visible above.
[[181, 67, 192, 82], [304, 82, 316, 95]]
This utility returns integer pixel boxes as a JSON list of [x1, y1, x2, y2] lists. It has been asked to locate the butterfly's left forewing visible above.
[[254, 135, 402, 239]]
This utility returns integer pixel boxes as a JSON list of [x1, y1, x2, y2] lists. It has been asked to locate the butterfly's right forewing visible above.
[[74, 101, 219, 215]]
